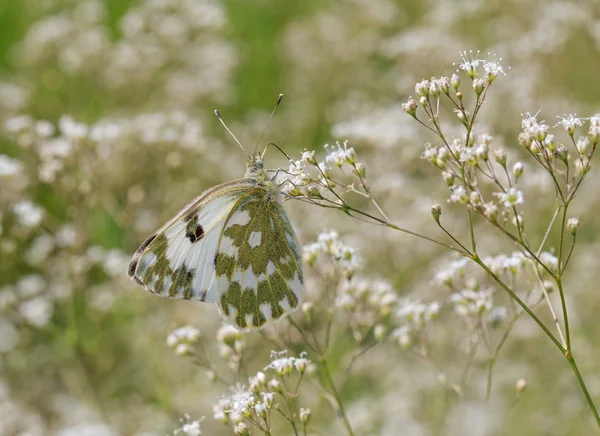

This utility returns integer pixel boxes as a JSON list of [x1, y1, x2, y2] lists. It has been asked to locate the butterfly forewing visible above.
[[128, 179, 258, 302], [215, 188, 304, 331]]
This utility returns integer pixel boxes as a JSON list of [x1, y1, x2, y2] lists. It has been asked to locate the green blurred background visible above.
[[1, 0, 600, 434]]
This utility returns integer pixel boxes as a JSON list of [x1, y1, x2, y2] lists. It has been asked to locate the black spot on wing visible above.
[[128, 233, 158, 278], [185, 215, 205, 243]]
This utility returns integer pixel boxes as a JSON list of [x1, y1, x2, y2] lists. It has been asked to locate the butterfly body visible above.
[[128, 155, 304, 331]]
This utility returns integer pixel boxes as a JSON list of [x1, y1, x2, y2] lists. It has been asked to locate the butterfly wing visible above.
[[128, 178, 258, 303], [214, 187, 304, 331]]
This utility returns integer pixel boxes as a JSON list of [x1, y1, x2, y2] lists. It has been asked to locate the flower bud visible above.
[[402, 98, 418, 118], [451, 73, 460, 90], [493, 148, 507, 166], [300, 408, 312, 424], [516, 378, 528, 393], [556, 145, 568, 163], [374, 324, 386, 341], [415, 80, 430, 97], [472, 78, 485, 96], [354, 162, 366, 177], [430, 204, 442, 223], [512, 162, 524, 178], [567, 217, 579, 236], [442, 171, 455, 186], [419, 96, 428, 107], [439, 76, 450, 94]]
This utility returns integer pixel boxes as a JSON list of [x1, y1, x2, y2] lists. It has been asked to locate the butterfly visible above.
[[128, 96, 303, 331]]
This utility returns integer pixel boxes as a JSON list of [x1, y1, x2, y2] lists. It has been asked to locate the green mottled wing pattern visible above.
[[215, 187, 303, 331], [128, 179, 257, 303]]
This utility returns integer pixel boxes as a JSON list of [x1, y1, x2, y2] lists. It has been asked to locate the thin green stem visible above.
[[566, 352, 600, 428], [320, 358, 355, 436], [555, 278, 571, 351]]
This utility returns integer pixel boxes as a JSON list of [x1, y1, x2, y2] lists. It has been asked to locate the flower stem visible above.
[[565, 352, 600, 428], [320, 358, 355, 436]]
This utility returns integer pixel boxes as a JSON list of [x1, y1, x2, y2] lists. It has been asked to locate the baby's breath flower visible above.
[[483, 56, 506, 83], [13, 200, 44, 227], [448, 185, 469, 204], [472, 78, 485, 96], [233, 422, 249, 436], [576, 136, 590, 155], [493, 148, 507, 166], [516, 378, 528, 393], [449, 288, 493, 317], [539, 251, 559, 271], [167, 325, 201, 348], [567, 217, 579, 235], [174, 415, 205, 436], [402, 97, 418, 117], [415, 79, 430, 97], [0, 155, 24, 178], [265, 350, 295, 376], [457, 50, 481, 79], [513, 162, 524, 178], [451, 73, 460, 90], [495, 188, 523, 208], [300, 408, 311, 424], [324, 141, 355, 167], [430, 204, 442, 223], [556, 114, 583, 136]]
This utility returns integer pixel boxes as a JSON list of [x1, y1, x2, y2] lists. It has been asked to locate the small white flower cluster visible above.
[[481, 252, 526, 276], [18, 0, 236, 108], [519, 111, 600, 176], [4, 112, 206, 184], [166, 325, 201, 356], [174, 414, 205, 436], [303, 229, 362, 277], [449, 288, 494, 317], [282, 141, 366, 202], [216, 324, 245, 371], [264, 350, 313, 376], [336, 276, 398, 327], [392, 299, 441, 349], [213, 350, 312, 433]]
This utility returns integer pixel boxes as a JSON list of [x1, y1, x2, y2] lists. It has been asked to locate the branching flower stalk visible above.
[[283, 50, 600, 428]]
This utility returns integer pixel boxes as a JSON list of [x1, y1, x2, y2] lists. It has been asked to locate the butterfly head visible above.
[[245, 154, 267, 179]]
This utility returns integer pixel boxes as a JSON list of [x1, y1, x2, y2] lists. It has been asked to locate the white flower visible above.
[[449, 185, 469, 204], [324, 140, 356, 167], [227, 384, 255, 417], [457, 50, 482, 78], [555, 114, 583, 135], [483, 56, 506, 80], [174, 414, 205, 436], [167, 325, 201, 348], [265, 350, 295, 376], [12, 201, 44, 227], [19, 296, 53, 327], [0, 155, 23, 178], [539, 251, 558, 271], [495, 188, 523, 208], [449, 289, 493, 317]]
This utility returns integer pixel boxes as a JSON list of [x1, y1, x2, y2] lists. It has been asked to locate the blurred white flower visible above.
[[167, 325, 201, 348], [174, 414, 205, 436], [19, 296, 53, 327], [12, 201, 44, 227], [495, 188, 524, 208], [0, 155, 23, 178]]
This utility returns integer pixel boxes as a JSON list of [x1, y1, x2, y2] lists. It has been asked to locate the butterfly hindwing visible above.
[[128, 179, 258, 302], [215, 188, 304, 331]]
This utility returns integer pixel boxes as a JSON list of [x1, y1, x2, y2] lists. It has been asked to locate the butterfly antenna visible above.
[[257, 93, 283, 157], [214, 109, 250, 159]]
